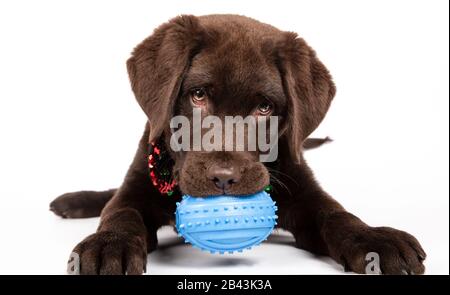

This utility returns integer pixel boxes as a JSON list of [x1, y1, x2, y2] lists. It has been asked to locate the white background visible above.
[[0, 0, 448, 274]]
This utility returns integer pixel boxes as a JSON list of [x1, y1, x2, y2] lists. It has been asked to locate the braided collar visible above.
[[147, 140, 177, 196]]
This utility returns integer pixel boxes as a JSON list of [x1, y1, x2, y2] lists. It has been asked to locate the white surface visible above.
[[0, 0, 448, 274]]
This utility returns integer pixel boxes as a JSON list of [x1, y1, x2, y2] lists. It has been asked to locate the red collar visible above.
[[148, 140, 177, 196]]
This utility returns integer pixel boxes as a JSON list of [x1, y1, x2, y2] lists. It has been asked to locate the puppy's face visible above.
[[127, 15, 336, 197], [171, 42, 287, 196]]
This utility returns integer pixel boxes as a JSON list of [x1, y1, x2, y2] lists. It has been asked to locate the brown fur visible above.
[[50, 14, 426, 275]]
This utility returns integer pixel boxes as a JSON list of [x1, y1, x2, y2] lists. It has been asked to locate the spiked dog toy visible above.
[[175, 191, 278, 254]]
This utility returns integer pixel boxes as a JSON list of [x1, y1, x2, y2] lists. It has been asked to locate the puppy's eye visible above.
[[190, 88, 208, 106], [255, 101, 273, 116]]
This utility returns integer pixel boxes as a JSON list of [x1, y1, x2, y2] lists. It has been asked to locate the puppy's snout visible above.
[[207, 164, 241, 191]]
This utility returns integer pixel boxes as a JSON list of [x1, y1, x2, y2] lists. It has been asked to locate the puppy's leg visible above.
[[69, 125, 161, 275], [277, 157, 426, 274]]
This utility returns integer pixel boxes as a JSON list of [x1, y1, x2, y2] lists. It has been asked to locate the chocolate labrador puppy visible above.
[[50, 14, 426, 275]]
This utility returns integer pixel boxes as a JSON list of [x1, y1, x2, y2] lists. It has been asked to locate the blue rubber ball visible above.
[[175, 191, 278, 254]]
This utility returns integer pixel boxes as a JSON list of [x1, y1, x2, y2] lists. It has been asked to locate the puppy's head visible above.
[[127, 15, 335, 197]]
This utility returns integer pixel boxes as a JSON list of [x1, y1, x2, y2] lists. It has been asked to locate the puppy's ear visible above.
[[127, 15, 206, 142], [276, 32, 336, 163]]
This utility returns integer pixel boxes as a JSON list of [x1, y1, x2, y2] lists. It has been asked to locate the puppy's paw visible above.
[[330, 226, 426, 275], [50, 190, 114, 218], [69, 231, 147, 275]]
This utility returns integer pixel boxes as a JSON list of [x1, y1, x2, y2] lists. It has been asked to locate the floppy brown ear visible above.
[[127, 15, 206, 142], [276, 32, 336, 163]]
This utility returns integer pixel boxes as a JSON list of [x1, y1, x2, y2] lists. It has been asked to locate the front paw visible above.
[[326, 224, 426, 274], [68, 231, 147, 275]]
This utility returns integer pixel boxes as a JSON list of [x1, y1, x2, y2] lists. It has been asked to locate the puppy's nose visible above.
[[207, 164, 241, 191]]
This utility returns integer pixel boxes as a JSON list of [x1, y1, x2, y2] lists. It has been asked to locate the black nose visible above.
[[207, 164, 241, 191]]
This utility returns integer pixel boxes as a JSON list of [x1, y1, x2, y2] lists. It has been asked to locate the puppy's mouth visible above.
[[177, 171, 270, 198], [208, 187, 250, 197], [185, 188, 265, 198]]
